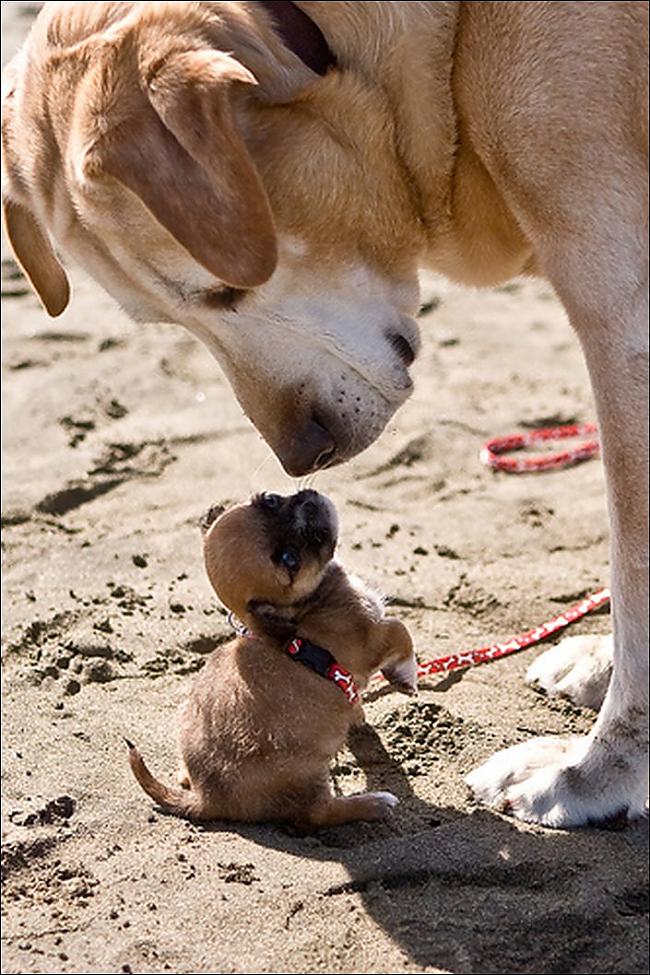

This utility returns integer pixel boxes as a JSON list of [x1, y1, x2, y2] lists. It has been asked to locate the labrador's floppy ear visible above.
[[82, 46, 277, 289], [2, 73, 70, 317], [2, 197, 71, 317]]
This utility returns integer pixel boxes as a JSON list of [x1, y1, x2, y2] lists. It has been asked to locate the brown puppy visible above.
[[128, 490, 416, 827]]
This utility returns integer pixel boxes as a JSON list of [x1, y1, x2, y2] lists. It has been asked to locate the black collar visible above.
[[286, 636, 360, 705], [257, 1, 337, 76], [226, 612, 360, 706]]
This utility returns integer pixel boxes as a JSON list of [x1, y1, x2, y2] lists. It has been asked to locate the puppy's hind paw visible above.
[[365, 791, 400, 820], [306, 789, 399, 827]]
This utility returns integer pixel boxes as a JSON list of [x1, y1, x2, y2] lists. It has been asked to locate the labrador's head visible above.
[[2, 1, 425, 475]]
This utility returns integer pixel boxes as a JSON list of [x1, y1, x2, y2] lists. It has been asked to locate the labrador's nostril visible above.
[[314, 442, 336, 470], [388, 331, 416, 367]]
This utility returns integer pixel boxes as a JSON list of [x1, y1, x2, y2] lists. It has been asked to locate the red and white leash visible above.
[[379, 423, 609, 681], [480, 421, 599, 473], [412, 587, 610, 680]]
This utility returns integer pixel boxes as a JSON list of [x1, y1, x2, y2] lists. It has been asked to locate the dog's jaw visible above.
[[183, 244, 422, 472]]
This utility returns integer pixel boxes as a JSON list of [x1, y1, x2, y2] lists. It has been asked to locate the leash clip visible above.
[[227, 610, 249, 638]]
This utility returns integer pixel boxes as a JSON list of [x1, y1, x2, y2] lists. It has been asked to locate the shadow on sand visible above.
[[195, 719, 648, 974]]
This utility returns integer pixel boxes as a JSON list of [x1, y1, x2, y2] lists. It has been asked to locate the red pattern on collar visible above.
[[287, 637, 360, 706]]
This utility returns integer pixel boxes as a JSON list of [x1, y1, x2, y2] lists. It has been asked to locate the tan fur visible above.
[[4, 1, 647, 827], [1, 1, 428, 468], [128, 494, 416, 827]]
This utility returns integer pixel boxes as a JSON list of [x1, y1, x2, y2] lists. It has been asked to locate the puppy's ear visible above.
[[2, 198, 71, 316], [80, 46, 277, 288], [247, 601, 298, 641], [199, 504, 226, 535]]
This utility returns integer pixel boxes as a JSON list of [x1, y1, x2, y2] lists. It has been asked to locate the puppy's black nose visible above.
[[280, 418, 336, 477], [301, 500, 318, 518]]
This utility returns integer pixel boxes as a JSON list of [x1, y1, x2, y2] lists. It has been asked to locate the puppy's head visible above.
[[203, 490, 338, 636]]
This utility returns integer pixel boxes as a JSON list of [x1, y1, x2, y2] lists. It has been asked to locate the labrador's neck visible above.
[[295, 1, 460, 235]]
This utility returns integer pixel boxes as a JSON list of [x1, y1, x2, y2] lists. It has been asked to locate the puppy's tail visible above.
[[125, 739, 205, 821]]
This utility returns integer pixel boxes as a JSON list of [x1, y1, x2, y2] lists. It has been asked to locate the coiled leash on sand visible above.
[[480, 421, 600, 473], [380, 422, 609, 682]]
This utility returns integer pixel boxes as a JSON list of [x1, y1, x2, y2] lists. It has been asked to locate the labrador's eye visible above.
[[202, 286, 248, 312], [278, 549, 299, 572]]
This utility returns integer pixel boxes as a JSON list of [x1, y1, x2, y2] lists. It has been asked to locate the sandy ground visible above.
[[2, 3, 648, 974]]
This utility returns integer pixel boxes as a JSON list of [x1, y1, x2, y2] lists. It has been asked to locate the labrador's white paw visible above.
[[467, 733, 647, 828], [526, 634, 612, 710]]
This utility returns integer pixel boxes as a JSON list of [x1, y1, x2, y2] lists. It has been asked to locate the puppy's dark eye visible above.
[[260, 492, 282, 510], [278, 549, 299, 572]]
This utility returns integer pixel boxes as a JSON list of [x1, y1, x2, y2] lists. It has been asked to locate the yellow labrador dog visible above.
[[2, 1, 648, 828]]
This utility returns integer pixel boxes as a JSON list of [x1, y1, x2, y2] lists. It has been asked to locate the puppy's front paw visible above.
[[382, 654, 418, 695]]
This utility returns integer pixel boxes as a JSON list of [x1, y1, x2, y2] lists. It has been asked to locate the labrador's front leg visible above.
[[470, 255, 648, 827]]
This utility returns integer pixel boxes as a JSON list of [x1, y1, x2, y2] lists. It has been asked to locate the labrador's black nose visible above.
[[279, 417, 336, 476]]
